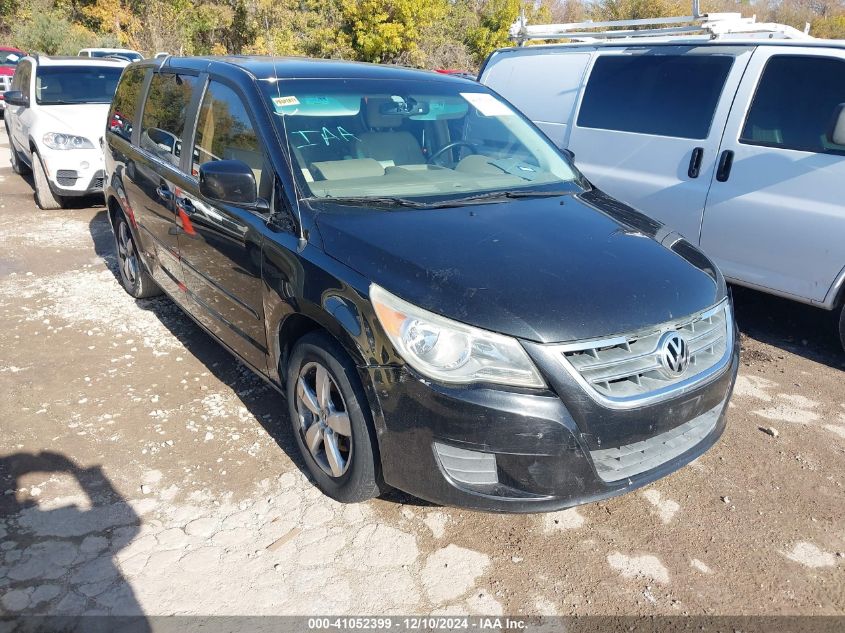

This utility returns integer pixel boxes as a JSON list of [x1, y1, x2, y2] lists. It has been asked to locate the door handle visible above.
[[688, 147, 704, 179], [716, 150, 734, 182], [156, 185, 173, 202]]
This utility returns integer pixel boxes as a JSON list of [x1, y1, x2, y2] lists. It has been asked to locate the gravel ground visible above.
[[1, 127, 844, 617]]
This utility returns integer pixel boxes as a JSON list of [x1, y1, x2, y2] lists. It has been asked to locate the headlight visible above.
[[42, 132, 94, 150], [370, 284, 546, 388]]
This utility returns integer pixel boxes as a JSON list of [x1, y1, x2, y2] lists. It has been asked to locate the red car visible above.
[[0, 46, 26, 115]]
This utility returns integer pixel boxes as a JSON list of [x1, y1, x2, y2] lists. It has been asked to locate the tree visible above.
[[340, 0, 449, 65], [463, 0, 553, 66]]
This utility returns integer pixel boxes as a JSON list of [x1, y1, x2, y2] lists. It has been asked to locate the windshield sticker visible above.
[[272, 95, 300, 108], [460, 92, 514, 117]]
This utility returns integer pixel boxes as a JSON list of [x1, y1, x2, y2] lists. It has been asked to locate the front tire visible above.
[[7, 128, 30, 175], [838, 303, 845, 353], [32, 153, 64, 210], [286, 331, 384, 503], [114, 214, 160, 299]]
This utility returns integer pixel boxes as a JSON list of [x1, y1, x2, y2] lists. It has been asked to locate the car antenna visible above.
[[268, 52, 306, 253]]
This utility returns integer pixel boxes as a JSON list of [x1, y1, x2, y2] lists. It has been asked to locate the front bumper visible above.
[[40, 148, 106, 197], [366, 327, 739, 513]]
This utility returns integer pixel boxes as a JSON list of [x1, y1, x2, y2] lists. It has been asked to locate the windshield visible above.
[[0, 50, 23, 66], [35, 65, 123, 105], [260, 78, 577, 202]]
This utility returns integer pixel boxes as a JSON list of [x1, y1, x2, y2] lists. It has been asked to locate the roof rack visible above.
[[509, 0, 812, 45]]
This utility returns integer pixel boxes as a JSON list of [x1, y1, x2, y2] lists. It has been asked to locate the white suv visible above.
[[482, 12, 845, 350], [3, 54, 128, 209]]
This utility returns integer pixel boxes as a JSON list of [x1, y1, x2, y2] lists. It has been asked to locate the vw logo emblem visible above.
[[658, 332, 690, 377]]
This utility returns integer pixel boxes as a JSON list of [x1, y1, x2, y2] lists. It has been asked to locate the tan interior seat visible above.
[[355, 98, 425, 166]]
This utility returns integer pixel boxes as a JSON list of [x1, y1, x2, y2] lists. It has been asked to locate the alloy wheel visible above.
[[117, 221, 139, 287], [295, 361, 353, 478]]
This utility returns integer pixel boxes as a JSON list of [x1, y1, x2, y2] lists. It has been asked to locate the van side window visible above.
[[740, 55, 845, 154], [139, 73, 198, 167], [577, 55, 734, 140], [108, 67, 146, 142], [193, 80, 270, 198]]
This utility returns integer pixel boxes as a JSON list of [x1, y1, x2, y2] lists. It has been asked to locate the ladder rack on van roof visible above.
[[509, 1, 813, 46]]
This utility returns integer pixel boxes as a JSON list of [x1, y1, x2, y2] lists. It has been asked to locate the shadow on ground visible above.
[[732, 285, 844, 371], [0, 451, 150, 628]]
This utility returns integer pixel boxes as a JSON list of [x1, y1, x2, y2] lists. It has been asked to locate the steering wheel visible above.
[[428, 141, 479, 166]]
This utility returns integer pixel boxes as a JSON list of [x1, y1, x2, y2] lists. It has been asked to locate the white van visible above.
[[481, 10, 845, 350], [78, 48, 143, 62]]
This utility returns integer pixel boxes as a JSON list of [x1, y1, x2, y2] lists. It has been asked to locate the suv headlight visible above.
[[370, 284, 546, 389], [42, 132, 94, 150]]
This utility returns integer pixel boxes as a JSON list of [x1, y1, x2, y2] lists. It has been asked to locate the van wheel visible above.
[[114, 214, 160, 299], [286, 331, 384, 503], [32, 153, 64, 210], [7, 129, 30, 175], [838, 304, 845, 353]]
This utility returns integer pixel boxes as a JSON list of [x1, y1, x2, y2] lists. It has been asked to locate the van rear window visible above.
[[577, 54, 734, 140]]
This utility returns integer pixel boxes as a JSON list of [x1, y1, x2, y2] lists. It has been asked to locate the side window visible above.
[[193, 80, 270, 196], [139, 72, 198, 167], [108, 67, 146, 142], [740, 55, 845, 154], [577, 54, 735, 140], [12, 60, 31, 94]]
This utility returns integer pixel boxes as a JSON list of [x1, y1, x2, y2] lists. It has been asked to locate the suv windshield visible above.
[[35, 65, 123, 105], [261, 78, 577, 201]]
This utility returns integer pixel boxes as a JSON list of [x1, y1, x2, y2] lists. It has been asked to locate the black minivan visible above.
[[103, 56, 739, 512]]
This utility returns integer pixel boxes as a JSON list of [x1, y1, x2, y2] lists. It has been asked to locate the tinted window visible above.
[[11, 60, 31, 93], [108, 66, 146, 142], [741, 55, 845, 154], [139, 72, 198, 167], [578, 54, 734, 139], [193, 80, 268, 194], [35, 65, 123, 105]]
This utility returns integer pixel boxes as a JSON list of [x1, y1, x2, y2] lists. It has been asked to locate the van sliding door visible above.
[[567, 46, 752, 242]]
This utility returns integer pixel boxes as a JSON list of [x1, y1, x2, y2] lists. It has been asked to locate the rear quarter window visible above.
[[108, 66, 147, 142], [577, 54, 734, 140]]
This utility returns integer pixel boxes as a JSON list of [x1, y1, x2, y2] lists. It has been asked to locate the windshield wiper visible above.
[[304, 196, 431, 209], [424, 189, 577, 208]]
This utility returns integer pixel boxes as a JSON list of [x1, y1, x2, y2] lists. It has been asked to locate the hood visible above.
[[35, 104, 111, 146], [315, 189, 723, 344], [0, 67, 15, 77]]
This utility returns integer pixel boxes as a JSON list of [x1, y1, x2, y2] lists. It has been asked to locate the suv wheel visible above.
[[114, 214, 160, 298], [6, 128, 30, 175], [32, 153, 64, 210], [838, 303, 845, 353], [286, 331, 384, 503]]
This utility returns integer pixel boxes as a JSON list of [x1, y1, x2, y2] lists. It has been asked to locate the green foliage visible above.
[[4, 0, 845, 69], [11, 9, 114, 55], [341, 0, 449, 64], [463, 0, 552, 66]]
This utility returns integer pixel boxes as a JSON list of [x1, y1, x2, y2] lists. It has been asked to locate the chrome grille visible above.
[[0, 76, 10, 92], [553, 301, 732, 407]]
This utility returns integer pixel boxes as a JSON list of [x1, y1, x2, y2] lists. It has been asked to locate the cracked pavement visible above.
[[1, 128, 844, 617]]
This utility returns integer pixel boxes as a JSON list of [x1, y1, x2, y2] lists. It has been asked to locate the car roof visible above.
[[25, 54, 129, 67], [139, 55, 479, 84], [491, 38, 845, 55], [79, 48, 140, 53]]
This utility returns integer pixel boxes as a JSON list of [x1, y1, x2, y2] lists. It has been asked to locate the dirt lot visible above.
[[1, 126, 843, 618]]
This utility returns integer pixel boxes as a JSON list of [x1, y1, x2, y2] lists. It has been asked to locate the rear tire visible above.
[[114, 213, 161, 299], [32, 153, 64, 210], [837, 303, 845, 353], [286, 331, 384, 503]]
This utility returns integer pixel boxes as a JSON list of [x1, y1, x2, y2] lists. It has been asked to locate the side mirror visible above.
[[4, 90, 28, 107], [199, 160, 258, 206], [826, 103, 845, 146]]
